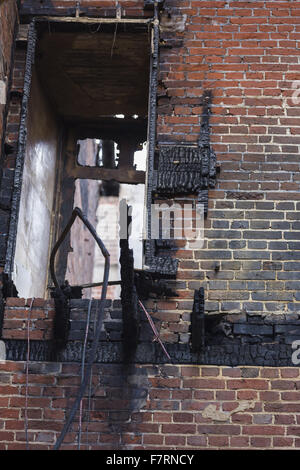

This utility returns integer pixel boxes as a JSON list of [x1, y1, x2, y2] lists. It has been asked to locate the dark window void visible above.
[[12, 21, 150, 299]]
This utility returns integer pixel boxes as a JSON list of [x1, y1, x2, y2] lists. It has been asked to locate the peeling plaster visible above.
[[202, 401, 256, 422], [0, 340, 6, 360], [160, 13, 187, 33], [0, 80, 6, 105]]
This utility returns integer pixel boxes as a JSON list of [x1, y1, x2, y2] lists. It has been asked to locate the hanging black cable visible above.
[[77, 297, 93, 450], [50, 208, 110, 450]]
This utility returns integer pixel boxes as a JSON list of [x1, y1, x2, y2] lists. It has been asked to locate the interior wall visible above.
[[12, 67, 60, 298], [66, 139, 99, 297]]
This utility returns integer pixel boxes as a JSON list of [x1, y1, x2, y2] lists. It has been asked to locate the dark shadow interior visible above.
[[35, 21, 150, 122]]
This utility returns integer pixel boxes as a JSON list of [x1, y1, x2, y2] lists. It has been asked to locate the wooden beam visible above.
[[37, 16, 152, 25], [69, 165, 145, 185]]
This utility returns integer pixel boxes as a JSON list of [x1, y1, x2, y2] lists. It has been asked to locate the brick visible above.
[[180, 366, 201, 377], [197, 425, 241, 435], [264, 403, 300, 413], [236, 271, 275, 280], [152, 412, 172, 423], [216, 391, 236, 400], [201, 367, 220, 377], [253, 414, 273, 425], [143, 434, 164, 445], [236, 390, 258, 400], [227, 379, 269, 390], [273, 437, 295, 447], [230, 436, 249, 447], [252, 292, 293, 301], [193, 390, 214, 400], [161, 424, 196, 434], [186, 435, 206, 447], [233, 251, 271, 259], [195, 250, 232, 259], [208, 435, 229, 447], [243, 426, 285, 436], [250, 437, 272, 447], [222, 368, 241, 378], [183, 378, 225, 389], [233, 324, 273, 336], [173, 413, 194, 423], [260, 369, 280, 379], [280, 369, 300, 378], [221, 301, 241, 311], [274, 415, 296, 425], [287, 427, 300, 437], [165, 435, 186, 446], [243, 231, 282, 240]]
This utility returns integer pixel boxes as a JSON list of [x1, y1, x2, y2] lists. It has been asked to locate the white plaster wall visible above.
[[12, 69, 59, 298]]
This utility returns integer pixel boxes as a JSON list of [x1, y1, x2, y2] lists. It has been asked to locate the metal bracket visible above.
[[50, 207, 109, 290], [49, 207, 110, 354], [144, 0, 165, 8]]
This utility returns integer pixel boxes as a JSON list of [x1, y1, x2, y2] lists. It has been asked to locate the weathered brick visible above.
[[243, 231, 282, 240], [227, 379, 269, 390]]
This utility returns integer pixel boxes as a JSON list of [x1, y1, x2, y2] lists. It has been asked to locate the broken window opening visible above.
[[9, 19, 151, 299], [65, 144, 146, 301]]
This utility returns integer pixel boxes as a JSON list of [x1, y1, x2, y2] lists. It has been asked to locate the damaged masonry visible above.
[[0, 0, 300, 452]]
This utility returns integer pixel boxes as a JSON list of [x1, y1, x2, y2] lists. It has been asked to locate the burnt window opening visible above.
[[65, 140, 146, 300], [9, 19, 151, 299]]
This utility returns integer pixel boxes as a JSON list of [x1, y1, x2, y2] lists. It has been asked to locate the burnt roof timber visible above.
[[36, 16, 152, 25], [20, 0, 155, 20], [68, 166, 145, 185]]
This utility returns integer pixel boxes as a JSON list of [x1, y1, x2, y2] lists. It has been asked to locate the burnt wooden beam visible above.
[[191, 288, 205, 353], [21, 0, 163, 16], [4, 21, 37, 278], [69, 165, 145, 185], [37, 16, 152, 25], [119, 202, 140, 362], [20, 1, 76, 18], [154, 90, 217, 216], [144, 0, 165, 9]]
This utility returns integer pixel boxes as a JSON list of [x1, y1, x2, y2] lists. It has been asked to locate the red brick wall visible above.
[[0, 32, 26, 265], [155, 0, 300, 338], [2, 1, 299, 332], [1, 0, 300, 451], [1, 361, 300, 450], [0, 0, 18, 143], [2, 298, 54, 341]]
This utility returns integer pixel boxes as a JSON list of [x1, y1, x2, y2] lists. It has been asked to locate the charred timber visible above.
[[191, 288, 205, 353], [155, 91, 217, 216]]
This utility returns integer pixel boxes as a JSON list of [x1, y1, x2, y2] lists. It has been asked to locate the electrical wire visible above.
[[110, 22, 118, 58], [138, 299, 171, 361], [50, 208, 110, 450], [85, 301, 98, 448], [53, 261, 109, 449], [77, 298, 93, 450]]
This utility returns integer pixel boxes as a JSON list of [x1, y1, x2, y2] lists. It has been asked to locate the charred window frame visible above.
[[4, 6, 170, 298]]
